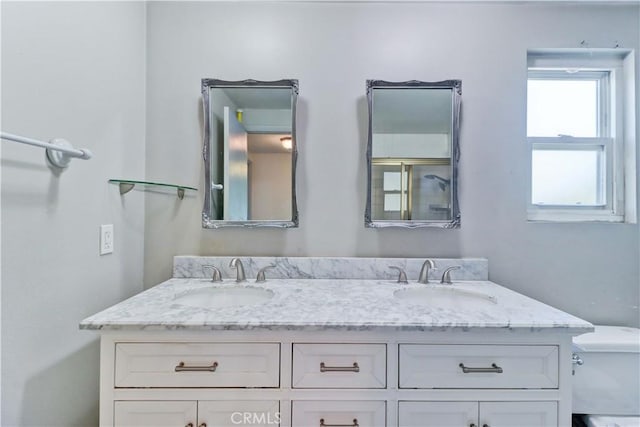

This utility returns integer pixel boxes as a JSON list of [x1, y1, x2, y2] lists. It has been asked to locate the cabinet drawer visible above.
[[398, 344, 558, 389], [292, 400, 386, 427], [114, 343, 280, 388], [292, 344, 386, 388]]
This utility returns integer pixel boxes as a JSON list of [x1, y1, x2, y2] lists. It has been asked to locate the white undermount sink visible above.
[[174, 286, 274, 309], [394, 286, 497, 306]]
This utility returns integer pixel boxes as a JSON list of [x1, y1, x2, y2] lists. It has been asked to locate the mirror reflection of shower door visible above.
[[223, 106, 249, 220], [372, 159, 451, 221], [411, 163, 452, 221]]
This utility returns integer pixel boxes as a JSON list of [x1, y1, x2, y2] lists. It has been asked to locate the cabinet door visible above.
[[114, 401, 196, 427], [479, 401, 557, 427], [198, 401, 280, 427], [398, 401, 478, 427]]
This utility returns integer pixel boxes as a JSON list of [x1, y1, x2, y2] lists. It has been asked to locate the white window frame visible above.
[[382, 168, 408, 214], [526, 50, 634, 223]]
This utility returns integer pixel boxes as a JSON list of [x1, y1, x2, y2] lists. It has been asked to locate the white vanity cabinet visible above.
[[97, 331, 575, 427], [83, 259, 591, 427]]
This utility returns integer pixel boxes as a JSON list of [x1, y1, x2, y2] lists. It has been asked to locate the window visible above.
[[526, 50, 636, 222]]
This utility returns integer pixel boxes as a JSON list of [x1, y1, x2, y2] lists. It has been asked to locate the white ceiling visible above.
[[220, 87, 292, 110], [248, 133, 293, 154]]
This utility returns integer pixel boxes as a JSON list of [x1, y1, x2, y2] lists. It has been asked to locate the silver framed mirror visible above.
[[365, 80, 461, 228], [201, 79, 299, 228]]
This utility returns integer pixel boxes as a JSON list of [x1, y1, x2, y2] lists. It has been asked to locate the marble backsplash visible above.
[[174, 256, 488, 282]]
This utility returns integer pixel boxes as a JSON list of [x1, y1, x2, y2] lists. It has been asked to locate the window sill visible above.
[[527, 210, 625, 223]]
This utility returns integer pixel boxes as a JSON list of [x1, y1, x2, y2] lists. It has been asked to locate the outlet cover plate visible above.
[[100, 224, 114, 255]]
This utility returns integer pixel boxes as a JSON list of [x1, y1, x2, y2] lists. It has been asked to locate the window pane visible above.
[[383, 172, 401, 191], [384, 194, 407, 212], [532, 148, 604, 206], [527, 79, 598, 137], [383, 171, 408, 191]]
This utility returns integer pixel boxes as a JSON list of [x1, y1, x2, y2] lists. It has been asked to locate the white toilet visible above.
[[572, 325, 640, 427]]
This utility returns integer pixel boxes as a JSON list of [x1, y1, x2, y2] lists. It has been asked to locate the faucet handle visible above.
[[202, 265, 223, 282], [440, 266, 461, 284], [389, 266, 408, 284], [256, 264, 276, 283]]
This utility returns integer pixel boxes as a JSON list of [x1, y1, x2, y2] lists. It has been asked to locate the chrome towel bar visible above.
[[1, 131, 93, 168]]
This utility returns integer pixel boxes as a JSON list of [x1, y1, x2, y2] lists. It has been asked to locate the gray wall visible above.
[[1, 2, 146, 426], [145, 2, 640, 327]]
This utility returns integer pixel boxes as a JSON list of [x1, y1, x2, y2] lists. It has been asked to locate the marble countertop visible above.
[[80, 278, 593, 333]]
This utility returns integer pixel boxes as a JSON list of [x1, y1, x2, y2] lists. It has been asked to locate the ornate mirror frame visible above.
[[365, 79, 462, 229], [201, 79, 299, 229]]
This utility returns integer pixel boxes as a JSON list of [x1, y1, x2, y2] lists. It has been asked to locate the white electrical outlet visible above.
[[100, 224, 114, 255]]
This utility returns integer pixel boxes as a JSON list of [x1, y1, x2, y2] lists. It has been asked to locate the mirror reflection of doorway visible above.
[[209, 84, 294, 222], [223, 106, 249, 221], [246, 133, 292, 220], [247, 159, 252, 220], [221, 109, 291, 220]]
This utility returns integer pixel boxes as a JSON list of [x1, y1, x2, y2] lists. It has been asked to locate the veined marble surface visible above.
[[80, 277, 592, 333], [174, 256, 489, 281]]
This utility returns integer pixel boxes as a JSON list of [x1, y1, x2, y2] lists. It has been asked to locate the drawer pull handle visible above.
[[186, 424, 194, 427], [320, 418, 359, 427], [174, 361, 218, 372], [199, 424, 207, 427], [470, 424, 476, 427], [459, 363, 503, 373], [320, 362, 360, 373]]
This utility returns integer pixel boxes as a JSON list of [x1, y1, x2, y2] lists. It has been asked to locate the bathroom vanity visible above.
[[81, 257, 592, 427]]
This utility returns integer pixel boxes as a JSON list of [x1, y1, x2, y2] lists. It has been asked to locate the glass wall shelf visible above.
[[108, 179, 197, 200]]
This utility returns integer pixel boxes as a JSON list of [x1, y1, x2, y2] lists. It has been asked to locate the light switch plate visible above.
[[100, 224, 114, 255]]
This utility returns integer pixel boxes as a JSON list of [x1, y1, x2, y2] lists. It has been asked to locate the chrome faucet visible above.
[[229, 258, 246, 282], [440, 266, 461, 284], [418, 259, 436, 284]]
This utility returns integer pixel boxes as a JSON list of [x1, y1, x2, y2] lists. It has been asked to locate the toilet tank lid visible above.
[[573, 325, 640, 353]]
